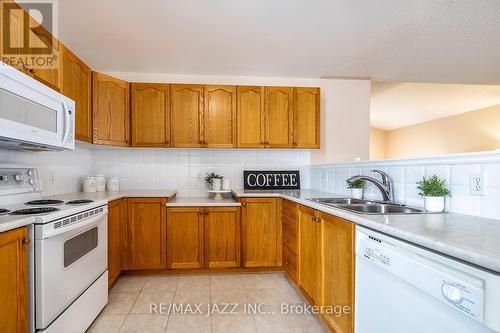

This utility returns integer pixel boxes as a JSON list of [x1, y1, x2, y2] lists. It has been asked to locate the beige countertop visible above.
[[45, 190, 178, 202], [233, 189, 500, 274], [166, 197, 241, 207]]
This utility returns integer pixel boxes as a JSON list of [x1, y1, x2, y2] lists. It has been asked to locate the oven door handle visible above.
[[41, 212, 108, 239]]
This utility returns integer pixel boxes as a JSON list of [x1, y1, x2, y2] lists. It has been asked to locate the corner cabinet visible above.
[[170, 84, 204, 147], [294, 87, 320, 148], [0, 227, 29, 333], [240, 198, 281, 267], [131, 83, 170, 147], [125, 198, 167, 270], [92, 72, 131, 146]]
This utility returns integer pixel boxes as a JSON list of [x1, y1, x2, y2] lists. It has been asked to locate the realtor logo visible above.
[[1, 0, 58, 69]]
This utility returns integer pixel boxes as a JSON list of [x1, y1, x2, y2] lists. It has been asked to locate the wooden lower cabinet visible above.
[[0, 227, 29, 333], [241, 198, 281, 267], [298, 205, 322, 304], [166, 207, 205, 269], [126, 198, 167, 270], [205, 207, 241, 268], [108, 199, 126, 286], [320, 213, 355, 333]]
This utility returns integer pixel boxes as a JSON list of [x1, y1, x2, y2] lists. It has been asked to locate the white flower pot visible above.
[[212, 179, 222, 191], [424, 196, 445, 212], [351, 188, 364, 199]]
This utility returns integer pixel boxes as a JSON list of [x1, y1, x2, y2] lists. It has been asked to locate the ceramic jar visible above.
[[83, 176, 97, 193]]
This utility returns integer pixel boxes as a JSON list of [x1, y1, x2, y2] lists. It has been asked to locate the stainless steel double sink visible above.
[[307, 197, 427, 215]]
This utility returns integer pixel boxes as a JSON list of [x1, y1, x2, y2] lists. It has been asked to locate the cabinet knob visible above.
[[23, 237, 32, 245], [29, 68, 35, 73], [241, 203, 246, 207]]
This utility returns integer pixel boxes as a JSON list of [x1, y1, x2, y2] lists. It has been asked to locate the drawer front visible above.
[[282, 199, 298, 220], [283, 246, 297, 282], [283, 229, 298, 255], [282, 214, 297, 236]]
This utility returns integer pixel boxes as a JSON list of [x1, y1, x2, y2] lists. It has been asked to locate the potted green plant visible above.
[[347, 178, 365, 199], [205, 172, 224, 191], [416, 175, 451, 212]]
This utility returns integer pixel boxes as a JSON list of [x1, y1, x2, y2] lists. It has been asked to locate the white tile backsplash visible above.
[[310, 153, 500, 221]]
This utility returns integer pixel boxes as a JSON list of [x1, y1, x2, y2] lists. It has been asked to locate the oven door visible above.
[[34, 208, 108, 329]]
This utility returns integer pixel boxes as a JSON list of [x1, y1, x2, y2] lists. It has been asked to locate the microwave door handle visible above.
[[42, 211, 108, 239], [61, 102, 70, 145]]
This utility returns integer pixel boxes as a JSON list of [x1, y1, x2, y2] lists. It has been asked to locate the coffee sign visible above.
[[243, 171, 301, 190]]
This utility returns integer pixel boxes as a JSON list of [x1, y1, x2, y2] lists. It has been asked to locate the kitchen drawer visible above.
[[282, 199, 298, 220], [283, 229, 298, 255], [282, 214, 297, 236], [283, 246, 297, 282]]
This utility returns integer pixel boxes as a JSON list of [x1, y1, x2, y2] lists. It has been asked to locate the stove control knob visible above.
[[441, 283, 463, 304], [27, 170, 33, 176], [28, 179, 34, 185], [14, 174, 23, 182]]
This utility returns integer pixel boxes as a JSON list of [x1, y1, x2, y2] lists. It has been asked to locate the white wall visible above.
[[0, 145, 92, 195], [106, 72, 371, 165], [310, 151, 500, 221]]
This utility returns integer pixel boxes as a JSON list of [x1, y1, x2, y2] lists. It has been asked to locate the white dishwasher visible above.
[[355, 226, 500, 333]]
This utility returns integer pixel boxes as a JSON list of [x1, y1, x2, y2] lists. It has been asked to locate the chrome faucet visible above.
[[347, 169, 394, 203]]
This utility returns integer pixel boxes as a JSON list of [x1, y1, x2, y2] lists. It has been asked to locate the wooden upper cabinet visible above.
[[205, 207, 241, 268], [320, 213, 355, 333], [0, 227, 28, 333], [237, 86, 265, 148], [28, 20, 60, 91], [298, 205, 321, 305], [126, 198, 166, 270], [241, 198, 281, 267], [293, 87, 320, 148], [92, 72, 130, 146], [265, 87, 293, 148], [170, 84, 204, 147], [60, 45, 92, 142], [131, 83, 170, 147], [204, 85, 236, 147], [166, 208, 205, 269]]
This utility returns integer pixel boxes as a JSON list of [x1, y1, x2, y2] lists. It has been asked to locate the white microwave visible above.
[[0, 62, 75, 151]]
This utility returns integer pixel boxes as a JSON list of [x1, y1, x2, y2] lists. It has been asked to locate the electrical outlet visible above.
[[48, 169, 56, 185], [470, 173, 486, 195]]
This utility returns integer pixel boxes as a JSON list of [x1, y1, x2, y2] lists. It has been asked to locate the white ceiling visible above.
[[48, 0, 500, 83], [370, 82, 500, 130]]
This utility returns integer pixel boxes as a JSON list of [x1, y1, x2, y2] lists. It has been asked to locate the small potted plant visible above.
[[205, 172, 224, 191], [347, 178, 365, 199], [416, 175, 451, 212]]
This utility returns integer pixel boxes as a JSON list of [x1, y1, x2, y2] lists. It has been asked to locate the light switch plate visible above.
[[470, 173, 486, 195]]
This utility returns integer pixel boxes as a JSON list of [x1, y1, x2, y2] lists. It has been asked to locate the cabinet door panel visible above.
[[92, 72, 130, 146], [265, 87, 293, 148], [320, 213, 355, 333], [204, 85, 236, 147], [237, 86, 265, 148], [298, 205, 321, 304], [0, 227, 28, 333], [241, 198, 281, 267], [131, 83, 170, 147], [108, 199, 123, 285], [205, 207, 240, 268], [294, 87, 320, 148], [126, 198, 166, 270], [170, 84, 203, 147], [60, 45, 92, 142], [166, 208, 204, 269]]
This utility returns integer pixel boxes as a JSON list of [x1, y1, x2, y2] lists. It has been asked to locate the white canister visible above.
[[83, 176, 97, 193], [222, 179, 231, 190], [107, 176, 120, 191], [212, 178, 222, 191], [95, 174, 106, 192]]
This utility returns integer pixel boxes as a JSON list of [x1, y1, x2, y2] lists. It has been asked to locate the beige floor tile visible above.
[[295, 313, 330, 333], [239, 273, 283, 289], [210, 289, 249, 314], [119, 314, 168, 333], [165, 314, 211, 333], [86, 314, 126, 333], [173, 289, 211, 315], [102, 293, 139, 315], [110, 277, 148, 294], [253, 314, 304, 333], [210, 274, 244, 290], [130, 291, 175, 314], [212, 314, 257, 333], [142, 276, 179, 292], [176, 275, 210, 290]]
